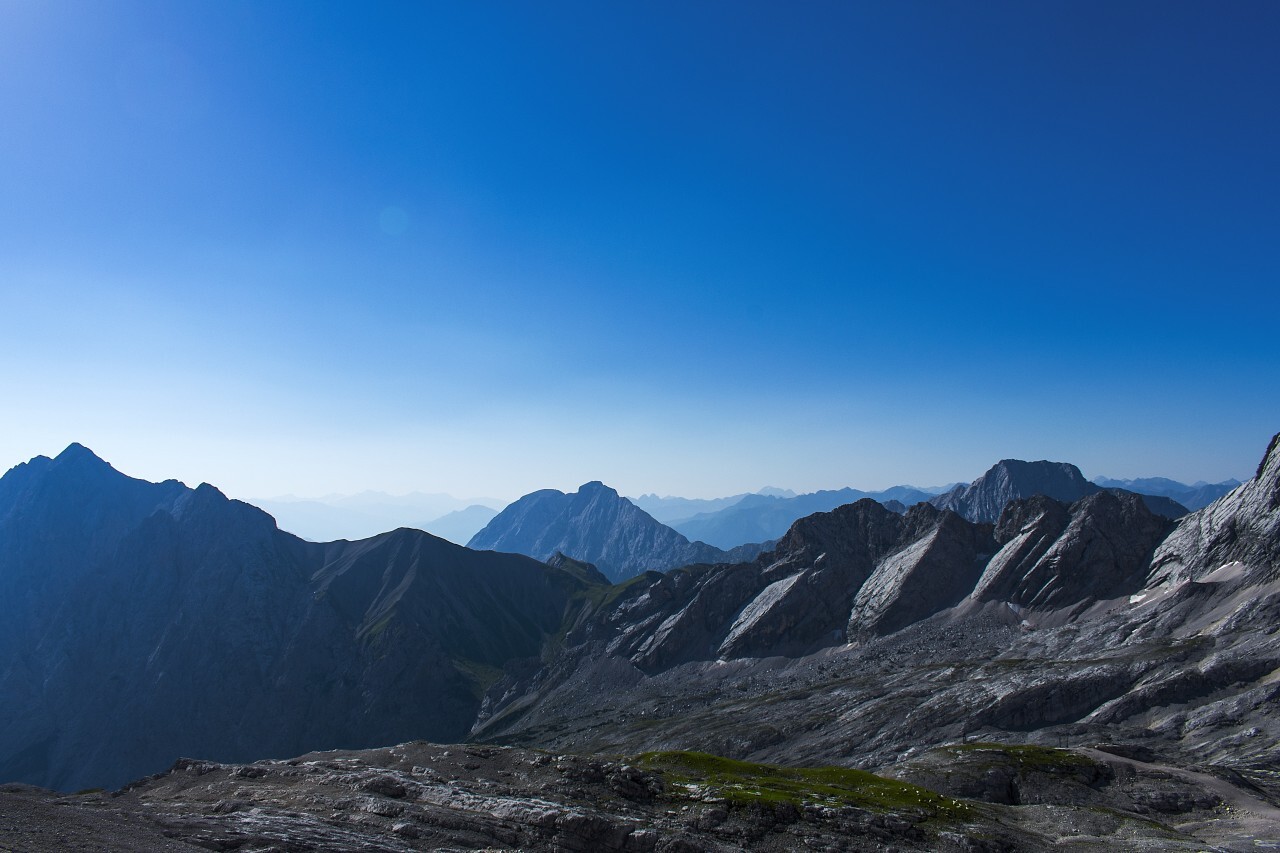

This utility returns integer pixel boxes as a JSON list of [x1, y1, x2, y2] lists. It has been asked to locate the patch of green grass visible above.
[[453, 658, 507, 700], [636, 750, 972, 819], [543, 571, 663, 654], [359, 612, 395, 642], [581, 571, 656, 609]]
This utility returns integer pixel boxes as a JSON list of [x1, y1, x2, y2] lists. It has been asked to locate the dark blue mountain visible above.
[[0, 445, 601, 792]]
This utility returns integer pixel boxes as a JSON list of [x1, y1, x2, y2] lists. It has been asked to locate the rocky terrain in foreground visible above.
[[3, 739, 1278, 852]]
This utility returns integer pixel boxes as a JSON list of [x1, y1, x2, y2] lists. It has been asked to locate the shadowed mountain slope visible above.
[[0, 446, 601, 792]]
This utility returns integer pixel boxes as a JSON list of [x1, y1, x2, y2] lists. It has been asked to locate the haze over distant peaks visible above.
[[755, 486, 797, 498], [668, 485, 943, 549], [467, 481, 767, 581], [627, 490, 764, 524], [421, 504, 500, 545], [1092, 475, 1241, 512], [249, 489, 505, 542]]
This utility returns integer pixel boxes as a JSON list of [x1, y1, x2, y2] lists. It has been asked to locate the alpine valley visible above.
[[2, 435, 1280, 852]]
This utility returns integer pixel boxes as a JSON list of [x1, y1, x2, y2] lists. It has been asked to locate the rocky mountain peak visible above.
[[54, 441, 105, 462], [49, 441, 124, 479], [931, 458, 1099, 523], [971, 489, 1172, 609], [1149, 430, 1280, 584], [577, 480, 616, 496], [1259, 430, 1280, 499], [775, 497, 902, 563], [993, 493, 1071, 546], [468, 481, 766, 581]]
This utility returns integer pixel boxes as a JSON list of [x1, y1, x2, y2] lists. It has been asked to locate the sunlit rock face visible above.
[[1149, 432, 1280, 585], [972, 490, 1174, 609]]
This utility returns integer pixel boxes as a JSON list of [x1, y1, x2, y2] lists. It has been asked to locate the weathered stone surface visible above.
[[973, 491, 1173, 608], [1149, 431, 1280, 584], [0, 741, 1253, 852], [847, 505, 994, 636]]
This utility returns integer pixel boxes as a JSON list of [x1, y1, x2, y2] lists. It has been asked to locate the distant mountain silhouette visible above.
[[249, 490, 504, 542], [467, 481, 767, 581], [668, 486, 939, 549], [628, 491, 754, 524], [1092, 475, 1240, 511], [0, 445, 599, 792], [422, 504, 499, 545]]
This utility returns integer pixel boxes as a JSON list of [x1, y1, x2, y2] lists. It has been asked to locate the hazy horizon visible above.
[[3, 2, 1276, 501], [1, 439, 1254, 510]]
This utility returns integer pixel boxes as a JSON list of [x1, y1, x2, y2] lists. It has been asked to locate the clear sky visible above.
[[2, 0, 1277, 501]]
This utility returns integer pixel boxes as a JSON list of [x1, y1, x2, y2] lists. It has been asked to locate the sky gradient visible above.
[[2, 1, 1277, 501]]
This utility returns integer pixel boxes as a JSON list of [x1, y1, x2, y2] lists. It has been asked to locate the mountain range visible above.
[[2, 435, 1278, 851], [1092, 475, 1241, 511], [666, 485, 942, 548], [0, 445, 599, 791], [467, 438, 1279, 773]]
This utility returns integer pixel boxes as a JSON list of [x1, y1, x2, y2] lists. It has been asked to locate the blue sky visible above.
[[1, 1, 1277, 500]]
